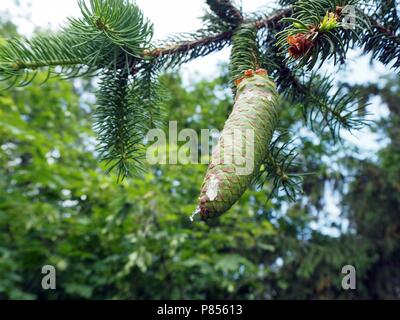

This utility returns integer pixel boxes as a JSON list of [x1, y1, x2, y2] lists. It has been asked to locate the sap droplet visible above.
[[190, 207, 201, 222]]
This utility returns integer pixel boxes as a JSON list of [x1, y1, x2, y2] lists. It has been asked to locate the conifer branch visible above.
[[363, 16, 400, 68], [254, 8, 293, 29], [255, 132, 304, 202], [147, 30, 234, 61], [229, 24, 260, 91], [205, 0, 243, 27], [94, 69, 146, 182], [0, 0, 397, 183], [145, 9, 292, 63]]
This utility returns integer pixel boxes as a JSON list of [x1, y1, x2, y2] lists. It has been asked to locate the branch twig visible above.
[[147, 9, 292, 59], [369, 18, 399, 40], [205, 0, 243, 26]]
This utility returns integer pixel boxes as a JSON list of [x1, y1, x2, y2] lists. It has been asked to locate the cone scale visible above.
[[196, 69, 279, 220]]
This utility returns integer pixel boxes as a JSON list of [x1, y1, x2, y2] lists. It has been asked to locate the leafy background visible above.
[[0, 5, 399, 299]]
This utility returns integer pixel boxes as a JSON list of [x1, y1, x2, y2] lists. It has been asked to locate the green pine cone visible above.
[[197, 69, 279, 219]]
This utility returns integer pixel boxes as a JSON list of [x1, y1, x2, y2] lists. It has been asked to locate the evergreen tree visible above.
[[0, 0, 399, 218], [1, 14, 399, 298]]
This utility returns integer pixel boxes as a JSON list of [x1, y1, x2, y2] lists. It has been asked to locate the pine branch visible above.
[[255, 132, 304, 202], [293, 72, 369, 140], [148, 29, 234, 69], [145, 9, 292, 68], [0, 34, 95, 87], [72, 0, 154, 57], [263, 33, 368, 141], [370, 19, 397, 37], [1, 0, 395, 184], [94, 69, 146, 182], [0, 7, 292, 81], [229, 24, 260, 91], [2, 2, 397, 81], [0, 0, 154, 88], [131, 62, 167, 130], [260, 27, 303, 92], [146, 5, 398, 71], [205, 0, 243, 27], [276, 0, 367, 70], [254, 8, 293, 30], [363, 16, 400, 69]]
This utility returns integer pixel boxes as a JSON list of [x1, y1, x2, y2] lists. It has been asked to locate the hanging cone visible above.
[[197, 69, 279, 220]]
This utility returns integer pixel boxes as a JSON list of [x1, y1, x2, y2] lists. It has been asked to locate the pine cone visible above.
[[197, 69, 278, 219]]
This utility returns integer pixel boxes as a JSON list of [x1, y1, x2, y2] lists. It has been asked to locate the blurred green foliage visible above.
[[0, 20, 399, 300]]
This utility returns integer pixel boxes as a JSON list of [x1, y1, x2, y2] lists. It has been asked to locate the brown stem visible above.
[[254, 8, 292, 30], [146, 9, 292, 59], [148, 30, 234, 59], [370, 19, 398, 39], [205, 0, 243, 26], [146, 8, 397, 63]]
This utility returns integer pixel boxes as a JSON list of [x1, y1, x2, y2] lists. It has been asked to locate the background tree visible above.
[[0, 0, 399, 299], [1, 0, 399, 214]]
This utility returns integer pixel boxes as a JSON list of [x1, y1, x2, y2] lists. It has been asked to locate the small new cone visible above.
[[196, 69, 279, 220]]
